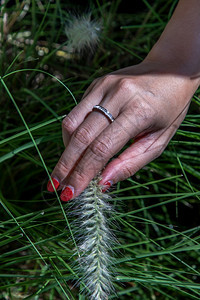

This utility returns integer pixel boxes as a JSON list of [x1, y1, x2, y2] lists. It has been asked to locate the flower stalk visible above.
[[69, 178, 116, 299]]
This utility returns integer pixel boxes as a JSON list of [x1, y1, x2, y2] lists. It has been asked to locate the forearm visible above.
[[145, 0, 200, 85]]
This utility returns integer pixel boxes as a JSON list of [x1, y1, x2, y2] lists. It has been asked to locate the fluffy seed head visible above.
[[67, 178, 117, 299], [65, 13, 101, 54]]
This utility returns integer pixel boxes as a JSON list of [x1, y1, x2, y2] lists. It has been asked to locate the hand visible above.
[[47, 60, 198, 201]]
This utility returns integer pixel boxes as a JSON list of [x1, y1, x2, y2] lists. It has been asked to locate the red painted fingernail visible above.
[[47, 177, 60, 192], [102, 180, 113, 193], [60, 185, 74, 202]]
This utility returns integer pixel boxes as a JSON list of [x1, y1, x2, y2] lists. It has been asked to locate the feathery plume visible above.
[[65, 13, 101, 54], [68, 178, 117, 299]]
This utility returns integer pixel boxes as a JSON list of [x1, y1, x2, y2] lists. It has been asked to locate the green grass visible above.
[[1, 0, 200, 299]]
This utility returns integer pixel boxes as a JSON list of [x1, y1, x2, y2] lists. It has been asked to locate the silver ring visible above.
[[93, 105, 115, 123]]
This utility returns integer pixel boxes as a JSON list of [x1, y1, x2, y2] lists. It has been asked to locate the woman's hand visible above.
[[46, 0, 200, 201], [47, 60, 198, 201]]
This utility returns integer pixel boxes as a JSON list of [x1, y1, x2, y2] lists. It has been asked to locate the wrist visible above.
[[143, 0, 200, 88], [144, 42, 200, 81], [137, 53, 199, 110], [144, 43, 200, 91]]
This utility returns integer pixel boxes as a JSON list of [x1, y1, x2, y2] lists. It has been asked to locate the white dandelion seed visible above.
[[65, 13, 101, 54]]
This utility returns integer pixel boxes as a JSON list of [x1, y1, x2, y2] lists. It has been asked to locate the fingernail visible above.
[[47, 177, 60, 192], [102, 180, 113, 193], [60, 185, 74, 202]]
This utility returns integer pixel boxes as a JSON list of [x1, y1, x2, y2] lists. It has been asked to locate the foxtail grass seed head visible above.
[[68, 178, 117, 299], [65, 13, 101, 54]]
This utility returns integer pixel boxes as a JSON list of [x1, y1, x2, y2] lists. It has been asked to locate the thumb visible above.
[[99, 126, 177, 186]]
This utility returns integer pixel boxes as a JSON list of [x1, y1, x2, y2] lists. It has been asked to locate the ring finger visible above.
[[48, 103, 119, 190]]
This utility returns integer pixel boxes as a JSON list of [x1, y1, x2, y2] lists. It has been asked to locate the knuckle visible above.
[[116, 157, 140, 180], [118, 78, 133, 92], [73, 127, 92, 146], [55, 159, 69, 173], [62, 115, 77, 135], [101, 74, 115, 85], [121, 163, 138, 180], [122, 165, 133, 179], [128, 98, 157, 129], [90, 136, 112, 159], [73, 168, 90, 182]]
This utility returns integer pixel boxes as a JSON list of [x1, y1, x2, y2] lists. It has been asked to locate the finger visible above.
[[59, 111, 150, 201], [62, 80, 105, 147], [99, 122, 179, 186], [49, 107, 118, 192], [50, 84, 134, 193], [61, 73, 133, 146]]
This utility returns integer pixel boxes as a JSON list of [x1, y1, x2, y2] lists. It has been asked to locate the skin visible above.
[[49, 0, 200, 199]]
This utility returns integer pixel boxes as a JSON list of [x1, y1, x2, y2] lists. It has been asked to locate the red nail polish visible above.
[[102, 180, 113, 193], [47, 177, 60, 192], [60, 186, 74, 202]]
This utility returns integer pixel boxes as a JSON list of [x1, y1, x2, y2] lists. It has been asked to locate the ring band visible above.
[[93, 105, 115, 123]]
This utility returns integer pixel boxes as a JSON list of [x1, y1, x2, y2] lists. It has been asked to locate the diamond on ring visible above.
[[93, 105, 115, 123]]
